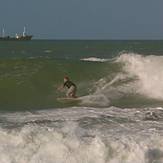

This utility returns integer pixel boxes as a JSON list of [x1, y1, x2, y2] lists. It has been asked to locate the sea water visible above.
[[0, 40, 163, 163]]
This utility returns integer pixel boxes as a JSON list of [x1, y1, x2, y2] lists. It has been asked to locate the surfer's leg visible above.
[[66, 86, 76, 98], [66, 87, 72, 97]]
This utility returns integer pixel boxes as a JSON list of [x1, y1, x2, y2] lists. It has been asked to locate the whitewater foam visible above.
[[117, 53, 163, 100], [79, 94, 110, 107], [80, 57, 109, 62], [1, 106, 163, 163], [80, 72, 137, 107]]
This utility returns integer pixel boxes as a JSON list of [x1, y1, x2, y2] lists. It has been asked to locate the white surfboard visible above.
[[57, 97, 80, 102]]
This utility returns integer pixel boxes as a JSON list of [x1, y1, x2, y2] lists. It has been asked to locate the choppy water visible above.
[[0, 40, 163, 163]]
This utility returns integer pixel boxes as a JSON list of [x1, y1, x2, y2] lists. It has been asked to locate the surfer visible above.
[[58, 76, 77, 98]]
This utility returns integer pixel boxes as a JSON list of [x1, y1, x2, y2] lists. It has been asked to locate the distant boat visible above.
[[0, 27, 33, 41]]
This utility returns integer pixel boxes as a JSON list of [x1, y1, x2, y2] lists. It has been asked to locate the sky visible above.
[[0, 0, 163, 39]]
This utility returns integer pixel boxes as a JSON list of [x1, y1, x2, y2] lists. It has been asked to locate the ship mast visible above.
[[23, 26, 26, 37], [2, 28, 5, 37]]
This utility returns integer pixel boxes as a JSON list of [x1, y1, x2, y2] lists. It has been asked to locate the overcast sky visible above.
[[0, 0, 163, 39]]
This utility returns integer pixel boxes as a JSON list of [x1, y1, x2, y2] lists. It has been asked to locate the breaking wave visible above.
[[117, 53, 163, 99], [80, 53, 163, 107]]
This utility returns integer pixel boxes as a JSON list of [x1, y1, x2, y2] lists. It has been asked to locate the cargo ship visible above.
[[0, 27, 33, 41]]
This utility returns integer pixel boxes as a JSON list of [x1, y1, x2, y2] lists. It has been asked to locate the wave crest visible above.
[[117, 53, 163, 100], [80, 57, 108, 62]]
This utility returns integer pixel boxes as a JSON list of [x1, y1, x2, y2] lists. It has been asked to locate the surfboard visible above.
[[57, 97, 80, 103]]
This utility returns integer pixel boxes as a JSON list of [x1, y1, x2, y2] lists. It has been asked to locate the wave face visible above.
[[1, 52, 163, 110], [0, 106, 163, 163]]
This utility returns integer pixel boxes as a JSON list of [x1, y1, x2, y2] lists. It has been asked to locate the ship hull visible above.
[[0, 35, 33, 41]]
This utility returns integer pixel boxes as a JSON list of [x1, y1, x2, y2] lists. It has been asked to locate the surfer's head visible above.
[[64, 76, 69, 82]]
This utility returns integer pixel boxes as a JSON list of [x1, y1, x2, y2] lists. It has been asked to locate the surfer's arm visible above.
[[57, 84, 65, 91], [57, 81, 68, 91]]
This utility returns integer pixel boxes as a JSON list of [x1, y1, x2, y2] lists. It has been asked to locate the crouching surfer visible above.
[[58, 76, 77, 98]]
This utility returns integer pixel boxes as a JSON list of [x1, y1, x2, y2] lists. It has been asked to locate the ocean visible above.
[[0, 40, 163, 163]]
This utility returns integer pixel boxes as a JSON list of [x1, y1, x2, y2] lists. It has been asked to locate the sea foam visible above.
[[117, 53, 163, 100], [81, 57, 109, 62], [0, 106, 163, 163]]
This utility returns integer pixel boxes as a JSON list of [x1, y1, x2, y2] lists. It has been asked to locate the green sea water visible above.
[[0, 40, 163, 59], [0, 40, 163, 111]]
